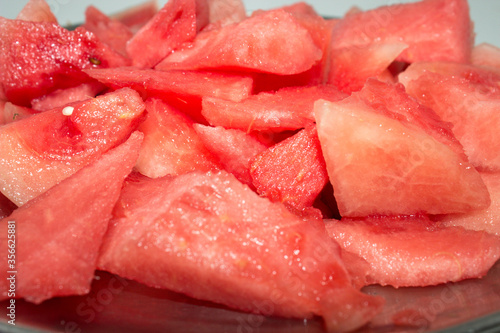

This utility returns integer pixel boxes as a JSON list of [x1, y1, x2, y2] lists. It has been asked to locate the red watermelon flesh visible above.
[[328, 42, 408, 94], [30, 82, 105, 112], [111, 0, 158, 33], [97, 170, 383, 332], [202, 85, 347, 132], [85, 67, 253, 102], [434, 172, 500, 237], [193, 124, 267, 186], [0, 18, 130, 107], [250, 125, 329, 211], [155, 9, 322, 75], [314, 81, 490, 217], [324, 215, 500, 288], [0, 131, 142, 303], [0, 88, 145, 206], [83, 5, 134, 58], [330, 0, 473, 64], [16, 0, 58, 23], [126, 0, 197, 68], [399, 62, 500, 172], [135, 98, 220, 178], [472, 43, 500, 73]]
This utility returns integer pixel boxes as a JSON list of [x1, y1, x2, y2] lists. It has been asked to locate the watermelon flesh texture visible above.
[[16, 0, 58, 23], [111, 0, 158, 33], [204, 0, 246, 27], [135, 98, 220, 178], [0, 131, 143, 303], [155, 9, 322, 75], [0, 88, 145, 206], [314, 80, 490, 217], [126, 0, 198, 68], [472, 43, 500, 73], [30, 82, 105, 112], [324, 215, 500, 288], [202, 85, 347, 132], [97, 170, 383, 332], [249, 125, 329, 212], [330, 0, 473, 64], [434, 171, 500, 237], [0, 18, 130, 107], [83, 5, 134, 58], [399, 62, 500, 172], [193, 124, 267, 187]]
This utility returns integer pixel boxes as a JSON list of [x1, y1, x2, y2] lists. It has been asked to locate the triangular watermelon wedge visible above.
[[0, 131, 143, 304]]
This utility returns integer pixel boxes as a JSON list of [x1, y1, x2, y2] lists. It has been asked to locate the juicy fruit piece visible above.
[[97, 170, 383, 332], [0, 131, 142, 303], [205, 0, 246, 26], [112, 0, 158, 32], [126, 0, 197, 68], [324, 215, 500, 287], [85, 67, 253, 102], [434, 172, 500, 236], [328, 42, 408, 93], [30, 82, 104, 111], [155, 9, 322, 75], [1, 102, 37, 125], [314, 80, 490, 217], [16, 0, 58, 23], [472, 43, 500, 72], [135, 98, 219, 178], [399, 62, 500, 171], [250, 125, 328, 211], [330, 0, 473, 64], [84, 5, 134, 58], [0, 88, 145, 206], [202, 85, 347, 132], [0, 18, 129, 107], [193, 124, 267, 186]]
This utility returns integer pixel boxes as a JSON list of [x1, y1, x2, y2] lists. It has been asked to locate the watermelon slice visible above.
[[155, 9, 322, 75], [193, 124, 267, 186], [399, 61, 500, 172], [97, 170, 383, 332], [0, 88, 145, 206], [16, 0, 58, 23], [0, 131, 142, 303], [83, 5, 134, 58], [328, 42, 408, 93], [30, 82, 105, 112], [314, 79, 490, 217], [324, 215, 500, 287], [0, 18, 129, 107], [434, 171, 500, 237], [126, 0, 198, 68], [202, 85, 347, 132], [135, 98, 220, 178], [330, 0, 473, 64], [249, 125, 328, 211]]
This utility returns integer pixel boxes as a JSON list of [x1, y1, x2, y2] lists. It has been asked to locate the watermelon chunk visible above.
[[97, 170, 383, 332], [155, 9, 322, 75], [399, 61, 500, 172], [434, 172, 500, 237], [1, 102, 38, 125], [328, 42, 408, 94], [135, 98, 220, 178], [324, 215, 500, 287], [330, 0, 473, 64], [314, 79, 490, 217], [472, 43, 500, 73], [249, 125, 328, 211], [111, 0, 158, 33], [83, 5, 134, 58], [0, 131, 142, 303], [30, 82, 105, 112], [204, 0, 246, 27], [202, 85, 347, 132], [16, 0, 57, 23], [0, 18, 129, 107], [126, 0, 198, 68], [0, 88, 145, 206], [193, 124, 267, 186]]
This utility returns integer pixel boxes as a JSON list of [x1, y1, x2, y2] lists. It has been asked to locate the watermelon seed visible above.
[[89, 57, 102, 66]]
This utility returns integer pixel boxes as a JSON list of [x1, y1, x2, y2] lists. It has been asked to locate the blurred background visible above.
[[1, 0, 499, 46]]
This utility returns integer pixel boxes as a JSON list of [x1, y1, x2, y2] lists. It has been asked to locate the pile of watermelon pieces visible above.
[[1, 0, 500, 331]]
